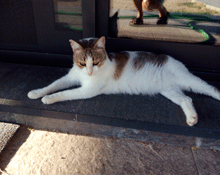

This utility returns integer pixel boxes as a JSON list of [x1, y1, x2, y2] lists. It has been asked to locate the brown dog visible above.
[[130, 0, 169, 25]]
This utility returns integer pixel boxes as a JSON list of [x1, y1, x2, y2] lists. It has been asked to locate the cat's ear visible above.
[[94, 36, 105, 49], [69, 39, 82, 52]]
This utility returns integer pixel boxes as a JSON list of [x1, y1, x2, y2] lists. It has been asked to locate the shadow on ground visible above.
[[0, 127, 31, 172]]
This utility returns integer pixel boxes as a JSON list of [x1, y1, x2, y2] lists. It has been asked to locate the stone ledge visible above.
[[1, 112, 220, 151]]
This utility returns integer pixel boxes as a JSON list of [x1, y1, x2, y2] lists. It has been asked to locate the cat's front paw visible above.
[[28, 89, 44, 99], [41, 95, 57, 104], [187, 115, 198, 126]]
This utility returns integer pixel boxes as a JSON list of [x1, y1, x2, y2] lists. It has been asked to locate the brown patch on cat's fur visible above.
[[73, 38, 107, 68], [108, 52, 129, 80], [77, 38, 99, 49], [133, 52, 168, 70]]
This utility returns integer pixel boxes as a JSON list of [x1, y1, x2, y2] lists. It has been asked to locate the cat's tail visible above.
[[167, 56, 220, 101]]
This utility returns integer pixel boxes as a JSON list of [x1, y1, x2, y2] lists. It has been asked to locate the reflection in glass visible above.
[[54, 0, 82, 31], [109, 0, 220, 45]]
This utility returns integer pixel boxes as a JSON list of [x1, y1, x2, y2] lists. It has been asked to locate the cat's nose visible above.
[[87, 72, 92, 76], [87, 66, 93, 76]]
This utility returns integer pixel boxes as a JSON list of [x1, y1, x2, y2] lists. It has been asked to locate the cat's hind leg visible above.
[[28, 75, 78, 99], [160, 90, 198, 126]]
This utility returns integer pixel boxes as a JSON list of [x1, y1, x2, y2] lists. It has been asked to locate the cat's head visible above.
[[69, 36, 107, 76]]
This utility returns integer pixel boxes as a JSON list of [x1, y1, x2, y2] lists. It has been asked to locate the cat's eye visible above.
[[80, 62, 86, 66], [93, 62, 99, 66]]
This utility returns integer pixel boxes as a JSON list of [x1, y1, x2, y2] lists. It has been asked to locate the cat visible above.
[[130, 0, 169, 25], [28, 36, 220, 126]]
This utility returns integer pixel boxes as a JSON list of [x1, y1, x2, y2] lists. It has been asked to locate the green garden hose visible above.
[[118, 14, 220, 43], [55, 11, 82, 16], [55, 11, 83, 31]]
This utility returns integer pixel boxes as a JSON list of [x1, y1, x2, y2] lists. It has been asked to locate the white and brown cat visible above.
[[28, 36, 220, 126]]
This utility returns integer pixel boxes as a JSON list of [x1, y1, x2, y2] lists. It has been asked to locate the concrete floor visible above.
[[0, 126, 220, 175]]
